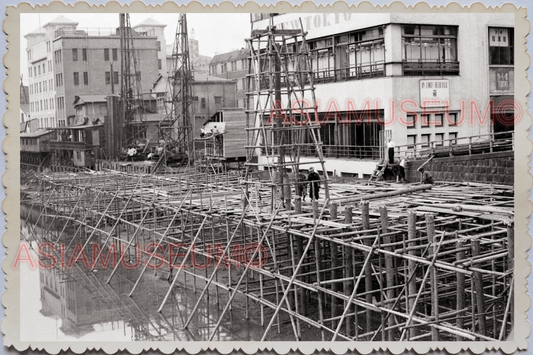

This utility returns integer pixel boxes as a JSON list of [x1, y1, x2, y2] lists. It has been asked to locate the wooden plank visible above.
[[222, 109, 247, 158]]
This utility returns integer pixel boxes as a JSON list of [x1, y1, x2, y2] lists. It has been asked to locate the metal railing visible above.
[[402, 60, 460, 76], [300, 144, 381, 160], [395, 130, 514, 159]]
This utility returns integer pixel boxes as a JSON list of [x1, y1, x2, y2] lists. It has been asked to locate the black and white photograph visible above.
[[4, 2, 530, 353]]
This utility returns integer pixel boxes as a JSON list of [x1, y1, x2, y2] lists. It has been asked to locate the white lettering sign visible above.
[[420, 79, 450, 108]]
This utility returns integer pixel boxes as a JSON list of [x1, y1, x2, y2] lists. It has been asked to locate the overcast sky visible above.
[[20, 13, 251, 84]]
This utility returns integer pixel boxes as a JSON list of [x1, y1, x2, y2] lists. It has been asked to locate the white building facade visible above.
[[251, 13, 515, 177]]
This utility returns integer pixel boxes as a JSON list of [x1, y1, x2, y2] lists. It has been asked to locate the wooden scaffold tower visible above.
[[244, 16, 329, 211]]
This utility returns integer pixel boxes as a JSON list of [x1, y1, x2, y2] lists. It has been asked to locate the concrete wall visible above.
[[405, 151, 513, 186]]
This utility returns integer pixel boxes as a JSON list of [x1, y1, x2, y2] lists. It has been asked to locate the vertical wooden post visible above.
[[314, 233, 325, 341], [361, 201, 372, 338], [507, 223, 514, 328], [426, 213, 439, 341], [379, 205, 395, 340], [471, 238, 487, 337], [330, 202, 338, 220], [294, 198, 302, 214], [407, 210, 418, 340], [283, 175, 292, 210], [455, 234, 465, 341], [344, 206, 353, 336]]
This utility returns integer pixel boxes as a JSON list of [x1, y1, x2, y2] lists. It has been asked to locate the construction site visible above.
[[19, 14, 515, 342]]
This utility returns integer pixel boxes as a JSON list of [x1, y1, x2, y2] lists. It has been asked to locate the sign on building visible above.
[[420, 79, 449, 108]]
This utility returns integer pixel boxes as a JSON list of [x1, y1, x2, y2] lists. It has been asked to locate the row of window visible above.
[[407, 132, 458, 149], [73, 72, 90, 86], [72, 48, 89, 62], [253, 25, 512, 86], [406, 112, 459, 128], [28, 60, 52, 78], [210, 58, 248, 75], [30, 98, 55, 113], [29, 79, 54, 95], [190, 96, 223, 108]]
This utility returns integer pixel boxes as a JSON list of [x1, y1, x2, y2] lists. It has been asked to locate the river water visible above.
[[19, 204, 266, 342]]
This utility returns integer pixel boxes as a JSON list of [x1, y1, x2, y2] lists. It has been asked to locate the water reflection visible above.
[[23, 203, 265, 342]]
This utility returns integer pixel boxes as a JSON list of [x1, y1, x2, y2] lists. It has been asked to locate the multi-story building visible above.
[[209, 48, 250, 109], [250, 13, 515, 177], [165, 39, 212, 78], [152, 72, 237, 141], [24, 15, 160, 128], [132, 18, 167, 76]]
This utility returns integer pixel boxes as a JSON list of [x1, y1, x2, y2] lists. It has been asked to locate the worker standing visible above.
[[387, 138, 395, 164], [296, 172, 308, 201], [399, 157, 408, 182], [308, 167, 321, 201]]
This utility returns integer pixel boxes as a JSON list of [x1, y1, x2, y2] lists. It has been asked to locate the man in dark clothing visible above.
[[308, 167, 321, 200], [296, 172, 308, 201]]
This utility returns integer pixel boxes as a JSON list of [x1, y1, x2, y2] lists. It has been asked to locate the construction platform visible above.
[[21, 168, 514, 341]]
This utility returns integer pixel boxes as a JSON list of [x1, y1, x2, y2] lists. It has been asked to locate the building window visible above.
[[421, 134, 431, 148], [231, 61, 237, 71], [420, 114, 429, 127], [447, 112, 458, 126], [72, 48, 78, 61], [38, 66, 41, 75], [449, 132, 458, 145], [113, 71, 119, 84], [83, 48, 87, 61], [402, 25, 459, 75], [489, 28, 514, 65], [214, 96, 222, 104], [435, 133, 444, 146], [309, 38, 335, 83], [201, 98, 206, 109], [112, 48, 118, 61], [73, 72, 79, 86], [156, 41, 161, 51], [158, 59, 162, 70], [407, 134, 417, 149], [104, 48, 109, 61], [83, 72, 88, 85], [192, 96, 199, 101], [105, 71, 111, 85], [42, 64, 46, 74], [434, 113, 444, 127], [296, 110, 383, 159], [406, 114, 416, 128]]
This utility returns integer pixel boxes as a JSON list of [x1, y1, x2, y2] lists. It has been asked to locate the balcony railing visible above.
[[402, 60, 460, 76], [49, 140, 93, 151], [395, 131, 514, 159], [300, 144, 381, 160]]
